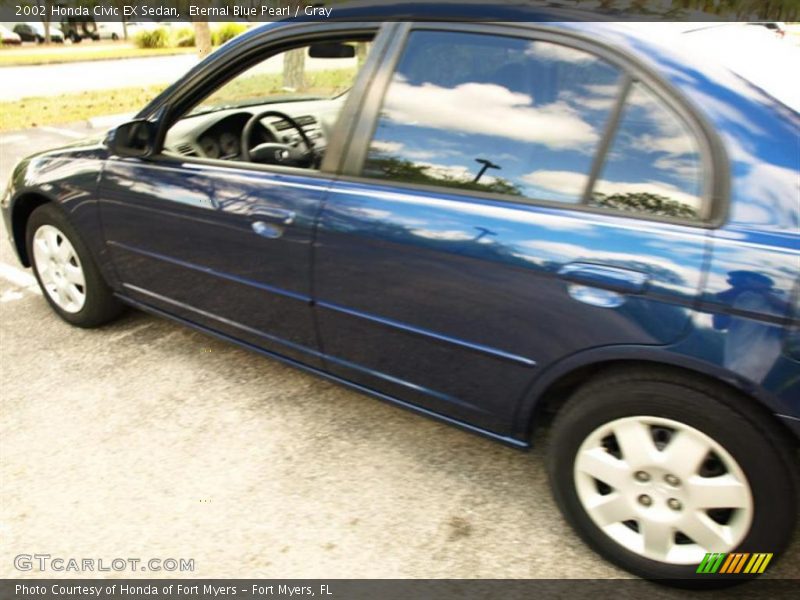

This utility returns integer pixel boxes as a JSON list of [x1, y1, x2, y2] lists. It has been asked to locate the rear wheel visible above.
[[26, 204, 123, 328], [547, 368, 798, 585]]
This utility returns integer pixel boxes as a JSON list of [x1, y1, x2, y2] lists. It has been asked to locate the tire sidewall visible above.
[[548, 379, 795, 582]]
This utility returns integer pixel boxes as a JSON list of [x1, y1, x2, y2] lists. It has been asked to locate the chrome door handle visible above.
[[557, 263, 649, 294], [251, 220, 285, 239], [249, 207, 295, 226]]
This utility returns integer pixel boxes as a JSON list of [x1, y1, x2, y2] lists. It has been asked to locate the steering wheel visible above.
[[241, 110, 316, 167]]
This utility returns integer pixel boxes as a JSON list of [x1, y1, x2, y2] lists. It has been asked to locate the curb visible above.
[[86, 113, 135, 130]]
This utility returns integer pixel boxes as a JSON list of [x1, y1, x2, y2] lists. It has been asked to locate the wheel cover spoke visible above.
[[640, 518, 674, 560], [686, 474, 750, 509], [588, 493, 635, 527], [660, 430, 710, 478], [65, 263, 85, 287], [56, 237, 73, 261], [612, 419, 659, 469], [678, 512, 733, 552], [575, 447, 630, 490]]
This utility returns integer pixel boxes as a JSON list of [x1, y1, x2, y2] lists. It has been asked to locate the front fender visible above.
[[3, 144, 118, 289]]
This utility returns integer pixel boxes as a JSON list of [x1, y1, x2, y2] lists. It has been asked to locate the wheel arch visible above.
[[10, 191, 54, 267], [517, 348, 798, 447]]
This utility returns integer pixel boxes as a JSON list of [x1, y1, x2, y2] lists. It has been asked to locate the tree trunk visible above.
[[194, 22, 212, 60], [122, 20, 128, 41], [283, 48, 306, 92], [356, 42, 368, 67], [37, 0, 52, 44]]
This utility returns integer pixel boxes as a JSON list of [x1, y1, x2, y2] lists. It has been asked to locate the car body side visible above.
[[2, 16, 798, 446]]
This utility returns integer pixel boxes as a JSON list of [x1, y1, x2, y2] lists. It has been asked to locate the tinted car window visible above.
[[363, 30, 622, 202], [590, 82, 704, 219]]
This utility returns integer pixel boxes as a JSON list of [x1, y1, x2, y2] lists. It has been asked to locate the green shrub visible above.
[[133, 27, 169, 49], [173, 27, 195, 47], [212, 23, 247, 46]]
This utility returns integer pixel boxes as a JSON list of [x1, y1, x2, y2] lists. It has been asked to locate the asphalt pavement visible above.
[[0, 126, 798, 582]]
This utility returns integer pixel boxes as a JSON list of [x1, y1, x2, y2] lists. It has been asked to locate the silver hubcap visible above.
[[574, 416, 753, 565], [32, 224, 86, 313]]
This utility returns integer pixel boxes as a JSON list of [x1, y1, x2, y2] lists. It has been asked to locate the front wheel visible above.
[[26, 204, 123, 328], [547, 369, 798, 584]]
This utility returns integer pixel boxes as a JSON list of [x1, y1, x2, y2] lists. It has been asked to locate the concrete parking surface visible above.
[[0, 55, 199, 101], [1, 126, 798, 582]]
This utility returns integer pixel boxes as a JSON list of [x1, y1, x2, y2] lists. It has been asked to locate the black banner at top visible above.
[[1, 0, 799, 23]]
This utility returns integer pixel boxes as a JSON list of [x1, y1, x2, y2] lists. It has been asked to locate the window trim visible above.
[[581, 74, 633, 205], [338, 22, 729, 229]]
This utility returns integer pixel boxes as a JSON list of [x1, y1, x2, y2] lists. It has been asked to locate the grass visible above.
[[0, 68, 356, 131], [198, 68, 357, 110], [0, 46, 196, 67], [0, 84, 168, 131]]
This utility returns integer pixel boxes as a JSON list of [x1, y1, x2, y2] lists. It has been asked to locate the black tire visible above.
[[547, 367, 798, 586], [111, 33, 118, 41], [25, 203, 124, 328]]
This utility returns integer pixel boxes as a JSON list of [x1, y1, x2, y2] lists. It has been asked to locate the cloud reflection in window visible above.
[[363, 30, 622, 203]]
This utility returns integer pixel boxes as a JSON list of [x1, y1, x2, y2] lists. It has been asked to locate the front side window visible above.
[[190, 42, 369, 117], [363, 30, 622, 202], [164, 38, 373, 168]]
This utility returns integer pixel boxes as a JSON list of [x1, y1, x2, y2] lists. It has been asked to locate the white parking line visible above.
[[107, 322, 154, 343], [0, 263, 42, 295], [0, 290, 24, 302], [38, 126, 86, 139], [0, 135, 27, 144]]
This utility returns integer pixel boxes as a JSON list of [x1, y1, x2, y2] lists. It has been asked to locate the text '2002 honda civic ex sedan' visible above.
[[2, 6, 798, 584]]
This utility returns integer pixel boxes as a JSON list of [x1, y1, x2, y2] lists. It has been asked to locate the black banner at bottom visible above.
[[2, 579, 799, 600]]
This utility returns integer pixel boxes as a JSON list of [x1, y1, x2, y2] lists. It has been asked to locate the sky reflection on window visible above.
[[364, 31, 622, 202]]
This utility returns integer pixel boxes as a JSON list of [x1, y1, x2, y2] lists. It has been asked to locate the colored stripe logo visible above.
[[696, 552, 773, 574]]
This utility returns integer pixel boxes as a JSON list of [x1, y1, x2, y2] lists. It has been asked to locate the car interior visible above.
[[163, 38, 372, 170]]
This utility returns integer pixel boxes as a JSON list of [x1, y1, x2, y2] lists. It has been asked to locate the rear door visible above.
[[313, 25, 715, 434]]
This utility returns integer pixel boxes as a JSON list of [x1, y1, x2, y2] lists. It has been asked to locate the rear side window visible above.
[[363, 30, 623, 203], [590, 82, 704, 219], [361, 29, 710, 222]]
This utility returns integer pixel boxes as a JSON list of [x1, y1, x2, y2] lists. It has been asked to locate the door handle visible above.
[[251, 220, 285, 239], [557, 263, 649, 294], [248, 207, 296, 226], [558, 263, 649, 308]]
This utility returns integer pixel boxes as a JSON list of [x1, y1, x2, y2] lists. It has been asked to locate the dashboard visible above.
[[164, 97, 345, 164]]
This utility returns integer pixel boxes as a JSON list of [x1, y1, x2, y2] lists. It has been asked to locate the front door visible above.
[[99, 29, 382, 367], [100, 159, 328, 366]]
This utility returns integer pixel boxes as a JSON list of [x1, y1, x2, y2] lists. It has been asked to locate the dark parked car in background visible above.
[[10, 22, 65, 43], [2, 7, 798, 584]]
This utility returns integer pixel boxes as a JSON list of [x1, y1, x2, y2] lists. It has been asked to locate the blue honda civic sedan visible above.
[[2, 6, 798, 582]]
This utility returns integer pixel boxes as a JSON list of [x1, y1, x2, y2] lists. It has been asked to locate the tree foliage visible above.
[[367, 155, 523, 197], [591, 192, 698, 219]]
